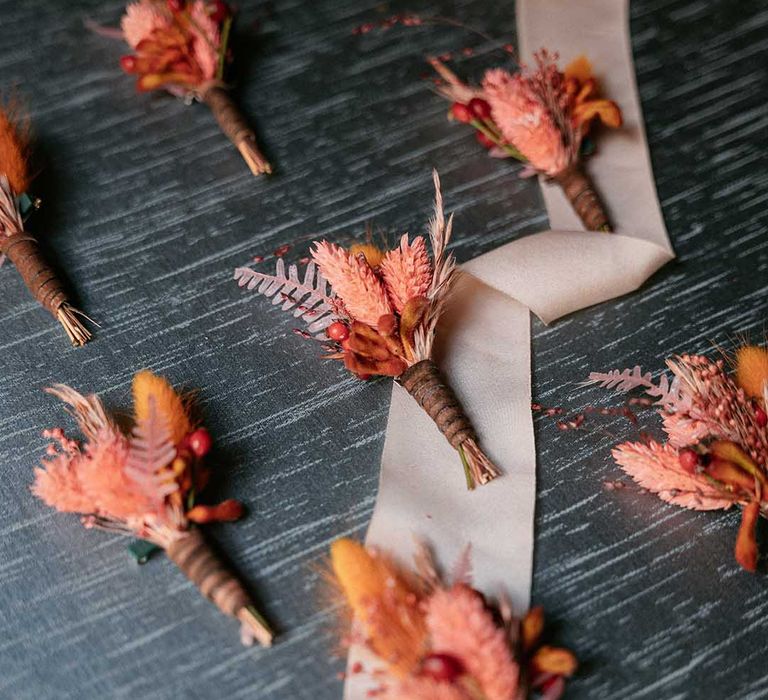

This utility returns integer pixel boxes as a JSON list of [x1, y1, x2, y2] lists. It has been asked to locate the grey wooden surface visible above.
[[1, 0, 767, 698]]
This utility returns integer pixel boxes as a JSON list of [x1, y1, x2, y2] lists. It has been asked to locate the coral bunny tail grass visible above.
[[202, 86, 272, 176], [166, 528, 274, 647], [0, 232, 91, 346], [552, 164, 612, 233], [399, 359, 501, 489]]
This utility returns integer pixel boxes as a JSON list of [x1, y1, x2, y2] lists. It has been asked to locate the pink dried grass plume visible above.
[[311, 240, 392, 327], [482, 68, 569, 175], [384, 677, 472, 700], [121, 0, 167, 48], [426, 584, 520, 700], [32, 444, 95, 514], [77, 432, 153, 520], [612, 441, 734, 511], [380, 235, 432, 312]]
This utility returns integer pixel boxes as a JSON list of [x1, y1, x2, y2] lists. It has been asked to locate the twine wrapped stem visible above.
[[0, 231, 90, 345], [398, 359, 500, 488], [202, 86, 272, 176], [166, 528, 273, 647], [552, 164, 612, 232]]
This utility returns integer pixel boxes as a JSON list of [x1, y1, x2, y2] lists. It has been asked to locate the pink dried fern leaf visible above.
[[582, 366, 685, 410], [234, 258, 342, 334], [125, 396, 178, 500]]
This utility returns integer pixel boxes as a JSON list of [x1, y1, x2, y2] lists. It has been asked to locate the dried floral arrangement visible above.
[[330, 538, 577, 699], [431, 51, 622, 232], [32, 370, 273, 645], [0, 100, 91, 345], [112, 0, 270, 175], [583, 344, 768, 572], [234, 172, 499, 489]]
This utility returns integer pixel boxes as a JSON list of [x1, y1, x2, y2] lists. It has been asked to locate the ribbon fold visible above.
[[345, 1, 673, 695]]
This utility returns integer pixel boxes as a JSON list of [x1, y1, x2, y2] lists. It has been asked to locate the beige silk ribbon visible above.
[[344, 1, 674, 695]]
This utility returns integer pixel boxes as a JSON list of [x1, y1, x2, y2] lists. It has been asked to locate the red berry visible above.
[[756, 407, 768, 428], [120, 55, 137, 73], [678, 448, 699, 474], [468, 97, 492, 120], [475, 130, 495, 149], [210, 0, 229, 22], [188, 428, 212, 458], [167, 0, 185, 12], [420, 653, 464, 682], [327, 321, 350, 342], [450, 102, 472, 124]]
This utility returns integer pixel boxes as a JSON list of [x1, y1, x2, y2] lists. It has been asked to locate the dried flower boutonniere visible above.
[[116, 0, 271, 175], [584, 345, 768, 572], [235, 172, 499, 489], [431, 51, 622, 232], [32, 370, 273, 646], [0, 100, 91, 345], [330, 538, 577, 699]]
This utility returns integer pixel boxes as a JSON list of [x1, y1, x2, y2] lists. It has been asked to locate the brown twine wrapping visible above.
[[552, 164, 612, 232], [0, 231, 68, 316], [202, 86, 271, 175], [398, 359, 476, 450], [166, 528, 251, 619]]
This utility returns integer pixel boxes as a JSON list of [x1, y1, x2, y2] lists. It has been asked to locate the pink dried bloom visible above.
[[661, 412, 712, 449], [612, 441, 734, 511], [380, 235, 433, 312], [426, 584, 520, 700], [32, 438, 96, 514], [482, 67, 570, 175], [311, 240, 392, 327], [384, 677, 472, 700], [121, 0, 167, 48]]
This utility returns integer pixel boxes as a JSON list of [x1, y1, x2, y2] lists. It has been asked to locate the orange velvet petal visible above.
[[564, 55, 593, 83], [530, 646, 578, 677], [734, 501, 760, 573], [573, 99, 623, 129]]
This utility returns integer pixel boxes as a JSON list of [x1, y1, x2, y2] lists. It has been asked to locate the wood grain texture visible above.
[[0, 0, 767, 698]]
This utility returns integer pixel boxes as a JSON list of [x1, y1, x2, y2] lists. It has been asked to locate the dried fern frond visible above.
[[234, 259, 341, 334], [125, 396, 178, 500], [582, 366, 684, 410]]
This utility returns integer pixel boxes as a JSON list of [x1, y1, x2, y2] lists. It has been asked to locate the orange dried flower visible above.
[[0, 99, 32, 194], [121, 0, 220, 93], [330, 538, 427, 677], [132, 370, 193, 445], [735, 345, 768, 399]]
